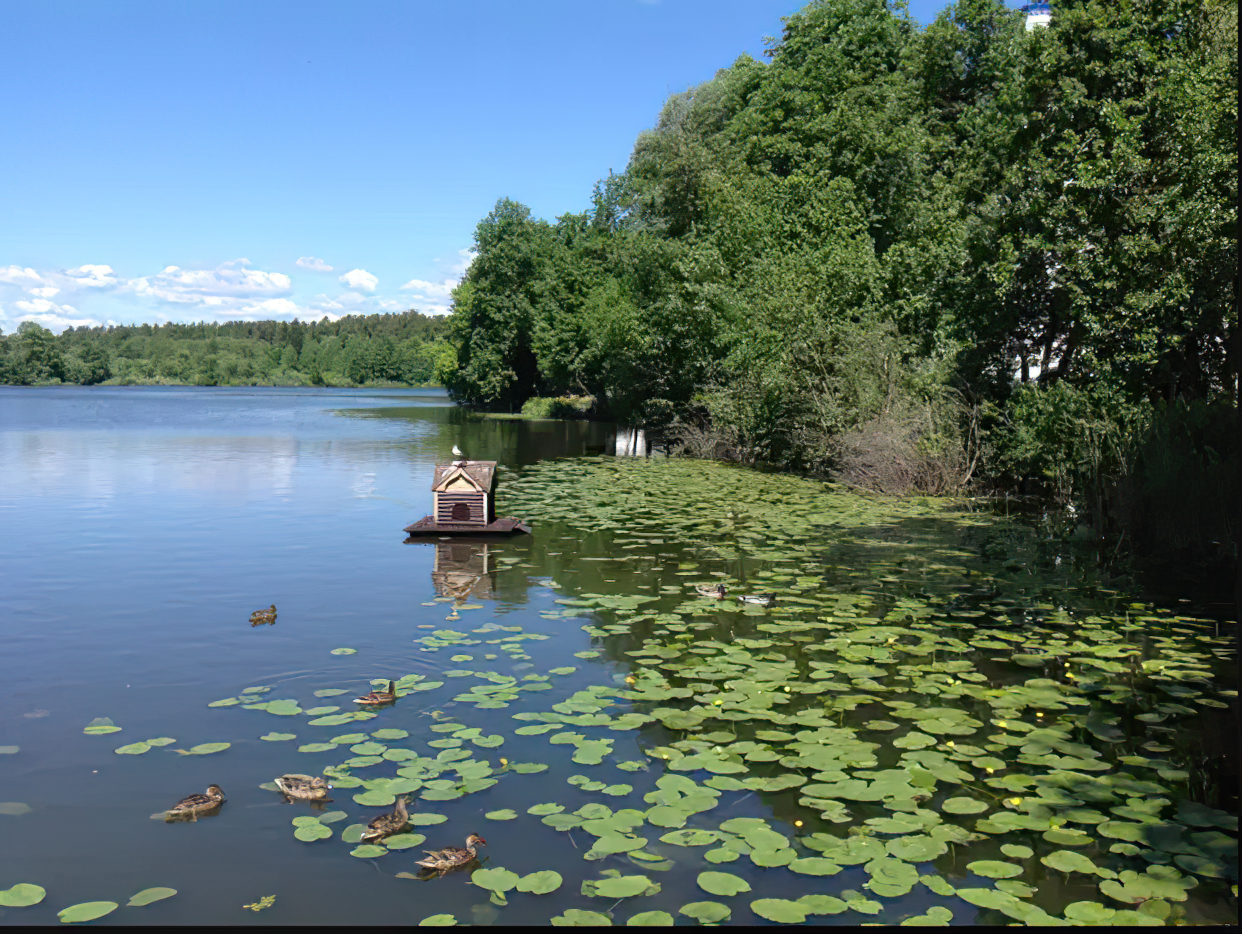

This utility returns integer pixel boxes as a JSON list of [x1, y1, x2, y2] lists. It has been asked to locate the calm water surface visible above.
[[0, 387, 1235, 926]]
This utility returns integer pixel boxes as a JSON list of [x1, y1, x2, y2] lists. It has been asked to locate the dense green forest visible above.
[[440, 0, 1237, 568], [0, 312, 452, 388]]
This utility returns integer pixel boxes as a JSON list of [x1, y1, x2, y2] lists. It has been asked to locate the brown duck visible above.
[[362, 794, 408, 841], [354, 680, 397, 706], [165, 784, 225, 821], [415, 833, 487, 872]]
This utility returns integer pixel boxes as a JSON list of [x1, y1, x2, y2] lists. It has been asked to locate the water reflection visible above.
[[430, 541, 497, 603]]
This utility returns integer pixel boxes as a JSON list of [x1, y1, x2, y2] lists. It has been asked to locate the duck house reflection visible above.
[[431, 541, 496, 603]]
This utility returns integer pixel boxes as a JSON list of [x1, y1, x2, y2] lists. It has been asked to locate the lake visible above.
[[0, 386, 1236, 926]]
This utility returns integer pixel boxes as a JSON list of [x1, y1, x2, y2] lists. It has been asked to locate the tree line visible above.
[[439, 0, 1237, 568], [0, 312, 453, 388]]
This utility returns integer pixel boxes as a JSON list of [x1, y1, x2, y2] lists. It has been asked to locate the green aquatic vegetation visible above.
[[175, 742, 230, 755], [83, 717, 121, 734], [418, 914, 457, 926], [57, 901, 119, 923], [292, 816, 333, 841], [696, 871, 750, 897], [516, 871, 562, 894], [330, 648, 356, 655], [0, 883, 46, 907], [260, 732, 296, 741]]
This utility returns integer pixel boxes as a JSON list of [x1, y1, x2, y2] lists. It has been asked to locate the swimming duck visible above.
[[737, 593, 777, 607], [695, 584, 728, 599], [250, 604, 277, 625], [273, 774, 333, 801], [354, 680, 397, 706], [362, 794, 409, 841], [165, 784, 225, 821], [415, 833, 487, 872]]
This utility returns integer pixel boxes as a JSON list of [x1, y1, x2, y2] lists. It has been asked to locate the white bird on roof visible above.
[[451, 445, 464, 458]]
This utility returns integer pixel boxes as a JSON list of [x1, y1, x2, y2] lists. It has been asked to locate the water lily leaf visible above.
[[418, 914, 457, 926], [697, 871, 750, 896], [145, 737, 177, 747], [485, 809, 518, 821], [383, 833, 428, 850], [1099, 866, 1198, 904], [341, 824, 368, 843], [179, 742, 230, 755], [350, 844, 388, 858], [941, 797, 988, 814], [0, 883, 46, 907], [788, 857, 841, 875], [472, 868, 520, 894], [314, 688, 349, 697], [679, 902, 730, 923], [298, 743, 337, 753], [472, 734, 505, 748], [1042, 850, 1103, 875], [900, 906, 954, 925], [510, 762, 549, 774], [1001, 844, 1033, 859], [750, 899, 807, 923], [659, 829, 720, 847], [590, 834, 648, 855], [797, 894, 847, 915], [406, 812, 450, 828], [57, 901, 119, 923], [115, 742, 151, 755], [516, 870, 562, 894], [528, 803, 565, 816], [207, 697, 240, 707], [967, 860, 1024, 879], [318, 810, 348, 823], [592, 875, 653, 898], [330, 647, 357, 655], [294, 822, 332, 842], [1063, 901, 1114, 923], [626, 910, 673, 925], [550, 909, 612, 926], [0, 746, 17, 754], [83, 718, 121, 734], [548, 667, 577, 675], [261, 732, 296, 741]]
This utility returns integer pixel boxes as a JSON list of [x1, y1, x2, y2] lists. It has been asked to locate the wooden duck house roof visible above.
[[432, 460, 498, 493]]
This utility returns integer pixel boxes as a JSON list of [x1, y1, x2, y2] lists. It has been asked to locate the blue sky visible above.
[[2, 0, 977, 334]]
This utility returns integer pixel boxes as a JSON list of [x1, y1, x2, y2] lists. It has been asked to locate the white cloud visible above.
[[4, 298, 102, 333], [28, 287, 61, 298], [338, 268, 378, 292], [0, 265, 45, 285], [451, 248, 477, 276], [400, 248, 474, 316], [297, 256, 334, 272], [65, 264, 117, 288], [130, 259, 292, 305]]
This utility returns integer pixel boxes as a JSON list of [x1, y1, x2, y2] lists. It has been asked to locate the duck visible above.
[[696, 583, 728, 599], [737, 593, 777, 607], [361, 794, 409, 841], [165, 784, 225, 821], [354, 680, 397, 706], [415, 833, 487, 872], [273, 774, 333, 801], [250, 604, 277, 625]]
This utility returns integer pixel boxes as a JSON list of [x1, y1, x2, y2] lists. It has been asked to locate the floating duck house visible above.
[[403, 458, 531, 537]]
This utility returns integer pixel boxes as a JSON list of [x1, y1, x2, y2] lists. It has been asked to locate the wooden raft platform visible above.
[[403, 515, 531, 537]]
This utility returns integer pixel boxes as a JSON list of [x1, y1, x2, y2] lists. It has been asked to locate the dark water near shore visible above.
[[0, 387, 1235, 926]]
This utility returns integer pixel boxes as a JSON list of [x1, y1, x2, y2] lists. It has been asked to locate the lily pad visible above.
[[261, 733, 297, 742], [383, 833, 428, 850], [517, 870, 563, 894], [177, 742, 230, 755], [472, 867, 521, 894], [550, 909, 613, 926], [126, 887, 177, 907], [0, 883, 46, 907], [57, 901, 118, 923], [350, 845, 388, 858], [418, 915, 457, 926], [697, 871, 750, 897], [330, 647, 357, 655], [750, 899, 807, 923], [114, 742, 151, 755], [83, 718, 121, 735], [592, 875, 654, 898], [679, 902, 730, 923], [485, 809, 518, 821]]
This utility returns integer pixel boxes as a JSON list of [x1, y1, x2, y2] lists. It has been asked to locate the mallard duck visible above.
[[250, 604, 277, 625], [165, 784, 225, 821], [737, 593, 776, 607], [415, 833, 487, 872], [362, 794, 408, 841], [273, 774, 333, 801], [354, 680, 397, 706], [696, 583, 728, 598]]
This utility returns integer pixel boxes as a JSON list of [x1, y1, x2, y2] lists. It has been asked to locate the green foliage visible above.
[[0, 312, 450, 387]]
